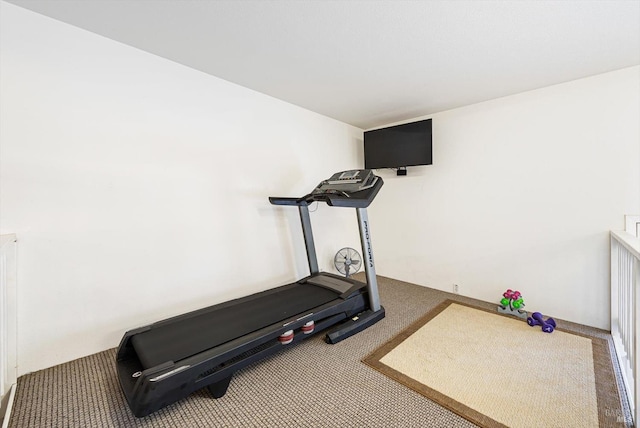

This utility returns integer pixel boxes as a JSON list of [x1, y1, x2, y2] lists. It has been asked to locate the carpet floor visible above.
[[7, 276, 632, 427]]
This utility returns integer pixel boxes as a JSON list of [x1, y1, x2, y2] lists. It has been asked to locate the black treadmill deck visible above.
[[131, 281, 339, 369]]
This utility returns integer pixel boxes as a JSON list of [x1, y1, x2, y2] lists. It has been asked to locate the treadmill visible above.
[[116, 169, 385, 417]]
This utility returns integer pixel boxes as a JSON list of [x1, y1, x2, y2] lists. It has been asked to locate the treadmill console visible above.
[[312, 169, 378, 196], [269, 169, 383, 208]]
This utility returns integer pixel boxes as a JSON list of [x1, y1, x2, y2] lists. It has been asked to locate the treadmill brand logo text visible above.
[[364, 220, 373, 268]]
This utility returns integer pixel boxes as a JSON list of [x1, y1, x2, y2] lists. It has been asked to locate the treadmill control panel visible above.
[[269, 169, 383, 208], [312, 169, 378, 196]]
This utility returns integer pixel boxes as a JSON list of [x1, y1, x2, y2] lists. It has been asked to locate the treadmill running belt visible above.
[[131, 283, 337, 369]]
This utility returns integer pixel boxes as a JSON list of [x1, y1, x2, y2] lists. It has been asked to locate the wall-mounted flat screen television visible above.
[[364, 119, 432, 170]]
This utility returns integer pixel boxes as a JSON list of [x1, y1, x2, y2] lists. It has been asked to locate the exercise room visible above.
[[1, 1, 639, 427]]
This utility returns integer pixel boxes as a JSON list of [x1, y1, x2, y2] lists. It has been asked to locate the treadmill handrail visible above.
[[268, 196, 311, 206]]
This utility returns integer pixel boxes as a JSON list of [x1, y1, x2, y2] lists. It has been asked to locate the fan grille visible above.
[[334, 247, 362, 277]]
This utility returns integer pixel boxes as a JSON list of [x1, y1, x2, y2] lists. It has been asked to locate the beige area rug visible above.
[[364, 300, 624, 428]]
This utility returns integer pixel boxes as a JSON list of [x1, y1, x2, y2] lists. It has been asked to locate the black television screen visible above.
[[364, 119, 432, 169]]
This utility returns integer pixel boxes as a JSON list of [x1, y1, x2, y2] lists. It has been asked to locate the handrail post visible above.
[[635, 255, 640, 426]]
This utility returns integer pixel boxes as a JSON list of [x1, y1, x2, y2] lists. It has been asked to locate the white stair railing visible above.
[[611, 230, 640, 425], [0, 235, 17, 427]]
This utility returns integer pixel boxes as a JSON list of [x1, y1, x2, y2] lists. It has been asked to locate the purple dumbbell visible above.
[[527, 312, 556, 333]]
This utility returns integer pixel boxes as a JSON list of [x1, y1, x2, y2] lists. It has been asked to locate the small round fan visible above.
[[334, 247, 362, 278]]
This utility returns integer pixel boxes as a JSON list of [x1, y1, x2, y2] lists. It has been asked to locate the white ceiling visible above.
[[6, 0, 640, 129]]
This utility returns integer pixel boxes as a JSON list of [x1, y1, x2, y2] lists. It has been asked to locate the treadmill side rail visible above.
[[325, 307, 386, 344]]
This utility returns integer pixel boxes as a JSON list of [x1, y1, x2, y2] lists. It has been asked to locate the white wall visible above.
[[0, 3, 364, 375], [370, 66, 640, 330], [2, 2, 638, 376]]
